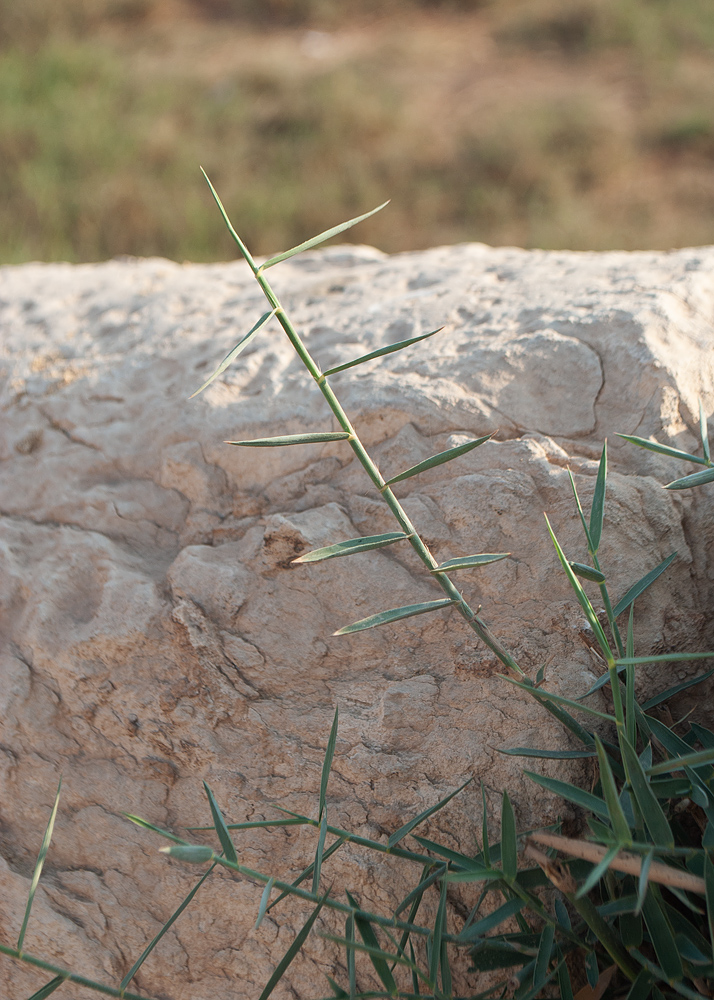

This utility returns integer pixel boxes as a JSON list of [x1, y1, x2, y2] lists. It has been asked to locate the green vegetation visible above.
[[5, 189, 714, 999], [3, 0, 714, 263]]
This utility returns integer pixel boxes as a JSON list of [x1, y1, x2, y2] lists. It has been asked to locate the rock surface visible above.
[[1, 241, 714, 997]]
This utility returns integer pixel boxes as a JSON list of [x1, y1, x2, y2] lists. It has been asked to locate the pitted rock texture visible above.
[[1, 243, 714, 998]]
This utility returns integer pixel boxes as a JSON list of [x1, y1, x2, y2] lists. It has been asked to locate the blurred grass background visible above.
[[2, 0, 714, 263]]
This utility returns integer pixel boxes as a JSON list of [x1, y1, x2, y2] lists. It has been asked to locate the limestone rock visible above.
[[1, 243, 713, 997]]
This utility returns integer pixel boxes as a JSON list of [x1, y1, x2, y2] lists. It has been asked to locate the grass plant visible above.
[[4, 193, 714, 999]]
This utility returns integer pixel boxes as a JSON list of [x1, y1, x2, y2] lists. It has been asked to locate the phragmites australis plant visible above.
[[4, 181, 714, 1000]]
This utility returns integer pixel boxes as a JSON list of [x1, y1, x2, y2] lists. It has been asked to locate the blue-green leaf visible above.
[[619, 737, 673, 847], [190, 309, 275, 398], [256, 877, 275, 929], [345, 891, 398, 995], [457, 899, 525, 942], [260, 202, 389, 270], [497, 747, 596, 760], [322, 327, 442, 377], [594, 735, 631, 842], [433, 552, 510, 573], [160, 844, 214, 863], [258, 893, 329, 1000], [700, 400, 711, 465], [612, 553, 677, 617], [666, 466, 714, 490], [615, 433, 708, 466], [319, 707, 339, 820], [203, 781, 238, 864], [201, 168, 257, 272], [293, 532, 409, 564], [27, 977, 65, 1000], [334, 598, 455, 635], [501, 792, 517, 882], [388, 779, 470, 849], [589, 442, 607, 553], [641, 890, 683, 981], [226, 431, 351, 448], [569, 562, 606, 584], [524, 771, 609, 820], [383, 433, 493, 487], [312, 813, 328, 895]]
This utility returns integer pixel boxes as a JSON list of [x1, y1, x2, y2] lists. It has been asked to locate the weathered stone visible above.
[[1, 243, 713, 997]]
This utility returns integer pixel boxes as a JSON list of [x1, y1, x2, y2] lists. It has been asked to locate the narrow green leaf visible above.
[[200, 168, 257, 271], [433, 552, 510, 573], [346, 891, 398, 995], [501, 792, 517, 882], [334, 598, 455, 635], [411, 834, 493, 872], [160, 844, 215, 863], [497, 747, 596, 759], [457, 899, 525, 942], [636, 850, 653, 916], [626, 969, 654, 1000], [557, 952, 574, 1000], [313, 813, 328, 895], [190, 310, 275, 398], [324, 975, 348, 999], [481, 782, 491, 869], [322, 327, 442, 377], [27, 977, 65, 1000], [346, 913, 356, 1000], [383, 433, 493, 487], [612, 553, 678, 617], [440, 933, 452, 998], [524, 771, 609, 820], [260, 202, 389, 270], [388, 779, 470, 849], [615, 433, 708, 466], [256, 876, 275, 929], [203, 782, 238, 864], [293, 532, 409, 564], [576, 843, 622, 898], [17, 778, 61, 953], [544, 514, 613, 663], [641, 890, 683, 980], [666, 466, 714, 490], [125, 813, 187, 844], [647, 747, 714, 776], [631, 951, 707, 1000], [533, 924, 554, 990], [585, 951, 599, 989], [502, 675, 616, 721], [700, 400, 711, 464], [122, 862, 216, 988], [258, 893, 329, 1000], [589, 442, 607, 553], [319, 707, 339, 821], [594, 735, 631, 842], [705, 854, 714, 965], [641, 669, 714, 710], [395, 862, 441, 917], [569, 562, 606, 584], [568, 468, 595, 552], [219, 818, 306, 831], [430, 879, 447, 989], [619, 736, 674, 847], [226, 431, 351, 448], [267, 837, 347, 913], [320, 931, 419, 981], [691, 723, 714, 749], [626, 605, 636, 746]]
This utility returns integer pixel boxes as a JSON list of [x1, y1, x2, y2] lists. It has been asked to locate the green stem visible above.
[[254, 270, 523, 675], [567, 891, 639, 981], [592, 552, 624, 657], [0, 943, 151, 1000]]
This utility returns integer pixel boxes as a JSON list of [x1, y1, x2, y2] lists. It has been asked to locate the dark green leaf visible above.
[[626, 969, 654, 1000], [190, 310, 275, 398], [589, 441, 607, 553], [160, 844, 214, 863], [557, 952, 574, 1000], [334, 599, 455, 635], [18, 778, 62, 952], [568, 469, 595, 553], [384, 433, 493, 487], [433, 553, 510, 573], [481, 782, 490, 869], [388, 779, 470, 849], [705, 854, 714, 965], [700, 400, 711, 464], [313, 813, 328, 895], [620, 912, 643, 949], [469, 941, 531, 971], [226, 431, 351, 448], [267, 836, 347, 913], [293, 533, 409, 564], [395, 863, 443, 917], [533, 924, 554, 990], [346, 891, 398, 995], [631, 951, 708, 1000], [594, 735, 631, 841], [125, 813, 187, 844], [458, 899, 525, 942], [585, 951, 599, 989], [647, 747, 714, 776], [346, 914, 356, 1000], [502, 675, 616, 721], [258, 893, 329, 1000], [501, 792, 517, 883], [576, 843, 621, 898], [619, 736, 673, 847], [641, 889, 682, 980], [256, 877, 275, 929], [666, 466, 714, 490], [320, 707, 339, 820], [524, 771, 609, 820], [641, 669, 714, 710], [626, 605, 636, 745], [430, 879, 447, 989], [554, 898, 571, 931], [324, 975, 348, 999], [260, 202, 389, 270], [569, 562, 606, 584], [201, 168, 257, 271], [691, 723, 714, 749], [122, 863, 216, 988], [322, 328, 443, 377], [615, 433, 707, 466], [496, 747, 596, 760], [27, 977, 65, 1000], [612, 553, 678, 617], [203, 781, 238, 864]]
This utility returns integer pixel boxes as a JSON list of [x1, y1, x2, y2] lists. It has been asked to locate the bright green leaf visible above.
[[201, 168, 258, 272]]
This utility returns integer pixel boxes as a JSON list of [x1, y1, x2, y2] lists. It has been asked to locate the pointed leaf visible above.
[[497, 747, 596, 759], [594, 735, 631, 842], [636, 850, 653, 916], [17, 778, 61, 952], [557, 953, 575, 1000], [705, 854, 714, 965], [544, 515, 612, 663], [260, 202, 389, 270], [320, 931, 420, 981], [121, 862, 216, 988], [612, 553, 677, 618], [319, 707, 339, 820], [125, 813, 187, 845], [502, 675, 616, 721], [203, 782, 238, 864], [160, 844, 215, 863], [533, 924, 555, 990], [569, 562, 606, 584], [346, 913, 356, 1000], [293, 532, 408, 565], [457, 898, 525, 941], [395, 863, 443, 916], [641, 890, 682, 980], [346, 891, 398, 995], [619, 737, 673, 847], [256, 876, 275, 929], [190, 310, 275, 398], [267, 836, 347, 913], [384, 433, 493, 487], [312, 813, 328, 895], [589, 442, 607, 553], [388, 779, 470, 849], [666, 466, 714, 490], [626, 969, 654, 1000], [481, 782, 491, 868], [626, 605, 636, 745], [258, 892, 329, 1000], [700, 400, 711, 464], [524, 771, 609, 820], [334, 598, 455, 635], [501, 792, 517, 882], [433, 553, 510, 573], [569, 468, 595, 552], [575, 844, 622, 899], [226, 431, 351, 448], [616, 433, 708, 466], [322, 328, 443, 377], [27, 977, 65, 1000], [429, 879, 447, 989], [647, 747, 714, 776], [201, 168, 258, 271]]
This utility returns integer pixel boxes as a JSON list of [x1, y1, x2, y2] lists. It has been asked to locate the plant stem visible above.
[[0, 943, 151, 1000]]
